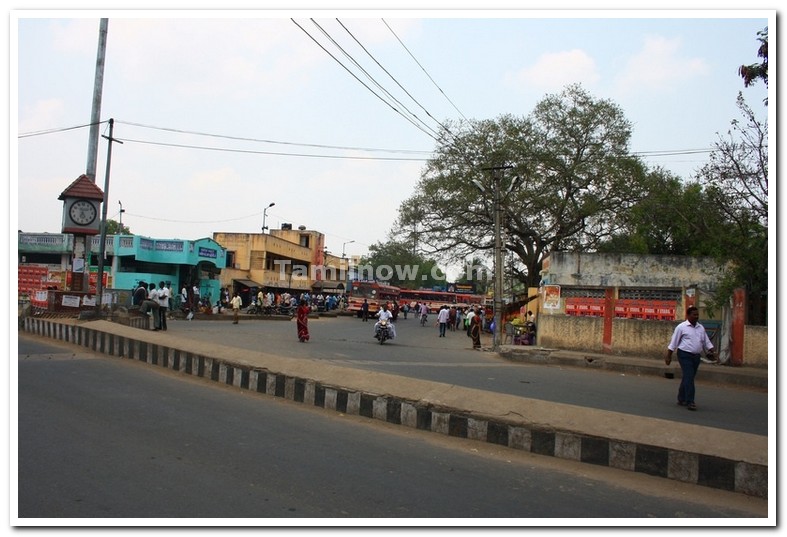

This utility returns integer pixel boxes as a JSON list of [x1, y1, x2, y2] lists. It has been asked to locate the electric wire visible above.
[[382, 18, 469, 124], [114, 120, 432, 155], [17, 120, 715, 160], [335, 18, 448, 139], [290, 18, 440, 142], [113, 137, 429, 161], [308, 18, 443, 140]]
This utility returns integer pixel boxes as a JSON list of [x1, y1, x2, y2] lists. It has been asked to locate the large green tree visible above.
[[597, 168, 732, 257], [397, 84, 648, 289], [359, 239, 446, 289]]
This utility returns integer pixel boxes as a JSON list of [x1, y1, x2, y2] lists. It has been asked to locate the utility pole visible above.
[[482, 165, 512, 352], [95, 118, 122, 312], [85, 18, 108, 183]]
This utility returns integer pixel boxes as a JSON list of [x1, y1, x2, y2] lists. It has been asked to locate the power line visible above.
[[308, 18, 441, 139], [114, 137, 429, 161], [17, 120, 716, 160], [382, 18, 469, 124], [335, 18, 448, 139], [114, 120, 432, 155], [123, 210, 265, 225], [17, 121, 104, 138], [290, 18, 440, 142]]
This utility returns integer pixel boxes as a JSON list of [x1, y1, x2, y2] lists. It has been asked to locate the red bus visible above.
[[346, 280, 401, 317], [398, 288, 487, 313]]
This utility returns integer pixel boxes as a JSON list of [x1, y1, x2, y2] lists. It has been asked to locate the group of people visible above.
[[366, 301, 486, 349], [135, 279, 715, 411], [251, 289, 346, 313], [132, 280, 172, 331]]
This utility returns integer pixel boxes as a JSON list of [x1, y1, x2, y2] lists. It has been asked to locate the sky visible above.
[[13, 8, 772, 266]]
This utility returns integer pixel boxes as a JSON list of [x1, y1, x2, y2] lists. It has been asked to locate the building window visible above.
[[227, 251, 236, 269], [299, 235, 310, 248]]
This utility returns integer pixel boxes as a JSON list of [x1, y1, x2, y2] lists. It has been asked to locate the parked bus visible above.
[[346, 280, 401, 317], [398, 288, 487, 313]]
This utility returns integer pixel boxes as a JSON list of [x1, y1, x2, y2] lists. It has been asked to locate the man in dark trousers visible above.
[[665, 306, 716, 411]]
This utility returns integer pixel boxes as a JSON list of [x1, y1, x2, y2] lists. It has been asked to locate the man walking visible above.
[[665, 306, 715, 411], [437, 305, 450, 337], [231, 292, 242, 324]]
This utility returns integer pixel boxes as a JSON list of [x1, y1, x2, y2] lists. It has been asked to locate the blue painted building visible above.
[[17, 232, 227, 305]]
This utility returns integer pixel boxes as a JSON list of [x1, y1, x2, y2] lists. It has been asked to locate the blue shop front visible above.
[[110, 235, 227, 308]]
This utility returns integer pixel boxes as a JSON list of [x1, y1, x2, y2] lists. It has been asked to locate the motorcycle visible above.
[[278, 304, 295, 317], [375, 319, 391, 345]]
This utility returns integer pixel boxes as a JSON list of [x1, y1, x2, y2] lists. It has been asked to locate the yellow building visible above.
[[213, 225, 350, 305]]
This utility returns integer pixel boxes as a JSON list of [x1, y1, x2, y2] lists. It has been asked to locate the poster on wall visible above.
[[543, 285, 561, 309]]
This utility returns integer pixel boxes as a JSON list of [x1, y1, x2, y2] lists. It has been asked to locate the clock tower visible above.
[[59, 174, 104, 291]]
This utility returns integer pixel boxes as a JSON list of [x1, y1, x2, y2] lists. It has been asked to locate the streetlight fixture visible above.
[[118, 200, 125, 228], [341, 240, 355, 258], [262, 202, 275, 232]]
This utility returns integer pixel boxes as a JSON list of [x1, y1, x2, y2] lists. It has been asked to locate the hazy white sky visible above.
[[13, 8, 772, 264]]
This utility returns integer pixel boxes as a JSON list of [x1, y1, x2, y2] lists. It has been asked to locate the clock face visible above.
[[69, 199, 97, 226]]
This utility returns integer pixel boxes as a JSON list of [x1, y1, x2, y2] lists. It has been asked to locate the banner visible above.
[[543, 285, 561, 309]]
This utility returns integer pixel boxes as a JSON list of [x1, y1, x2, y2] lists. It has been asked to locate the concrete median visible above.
[[19, 316, 768, 499]]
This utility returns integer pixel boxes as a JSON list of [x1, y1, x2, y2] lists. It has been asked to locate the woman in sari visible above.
[[470, 309, 482, 350], [296, 300, 311, 342]]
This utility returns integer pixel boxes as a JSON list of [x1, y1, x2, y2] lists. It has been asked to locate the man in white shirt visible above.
[[465, 308, 476, 336], [374, 303, 396, 339], [156, 281, 170, 331], [192, 283, 200, 312], [437, 306, 451, 337], [231, 292, 242, 324], [665, 306, 715, 411], [143, 282, 161, 330]]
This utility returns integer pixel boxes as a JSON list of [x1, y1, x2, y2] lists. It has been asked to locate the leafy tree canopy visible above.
[[359, 239, 446, 289], [739, 27, 768, 92], [396, 83, 649, 289], [104, 219, 131, 235]]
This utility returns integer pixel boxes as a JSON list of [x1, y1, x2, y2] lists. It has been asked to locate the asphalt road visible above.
[[159, 313, 769, 436], [16, 335, 768, 521]]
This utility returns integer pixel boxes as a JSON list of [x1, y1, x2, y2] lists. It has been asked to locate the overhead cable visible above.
[[382, 18, 469, 124], [290, 18, 439, 142]]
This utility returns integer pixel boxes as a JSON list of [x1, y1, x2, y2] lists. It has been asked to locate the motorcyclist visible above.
[[374, 303, 396, 340]]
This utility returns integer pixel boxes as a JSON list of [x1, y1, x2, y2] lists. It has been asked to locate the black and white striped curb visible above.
[[20, 317, 768, 499]]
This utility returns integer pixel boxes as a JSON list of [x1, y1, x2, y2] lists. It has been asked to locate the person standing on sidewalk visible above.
[[469, 308, 482, 349], [143, 282, 161, 331], [231, 292, 242, 324], [665, 306, 715, 411], [156, 281, 170, 331]]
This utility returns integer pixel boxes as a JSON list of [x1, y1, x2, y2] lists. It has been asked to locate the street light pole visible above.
[[342, 240, 355, 258], [262, 202, 275, 232], [118, 200, 125, 228]]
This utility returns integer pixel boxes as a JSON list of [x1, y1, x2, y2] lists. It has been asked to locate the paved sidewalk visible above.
[[499, 345, 768, 389], [19, 315, 769, 499]]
